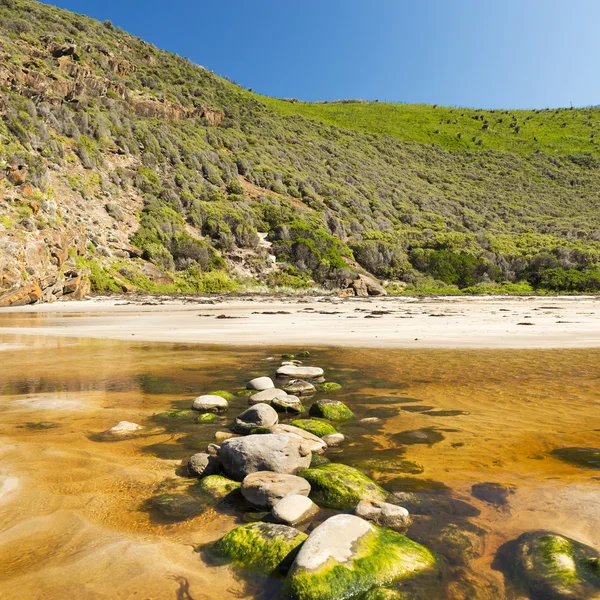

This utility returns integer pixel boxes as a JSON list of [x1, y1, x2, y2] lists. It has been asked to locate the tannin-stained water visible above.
[[0, 334, 599, 599]]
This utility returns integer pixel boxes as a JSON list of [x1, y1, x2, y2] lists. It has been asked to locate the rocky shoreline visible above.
[[103, 352, 600, 599]]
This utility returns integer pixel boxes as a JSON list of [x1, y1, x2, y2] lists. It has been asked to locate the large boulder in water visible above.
[[270, 423, 327, 454], [247, 376, 275, 391], [309, 399, 354, 421], [233, 403, 278, 434], [192, 395, 228, 414], [503, 530, 600, 600], [209, 522, 307, 575], [283, 514, 437, 600], [249, 388, 288, 405], [219, 434, 312, 481], [298, 463, 388, 510]]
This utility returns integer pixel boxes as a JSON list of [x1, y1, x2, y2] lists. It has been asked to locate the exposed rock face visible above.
[[272, 394, 304, 414], [283, 380, 317, 396], [219, 434, 312, 481], [241, 471, 311, 509], [343, 274, 387, 297], [248, 388, 287, 405], [284, 514, 437, 600], [233, 403, 279, 434], [270, 424, 327, 454], [108, 421, 142, 434], [276, 365, 325, 379]]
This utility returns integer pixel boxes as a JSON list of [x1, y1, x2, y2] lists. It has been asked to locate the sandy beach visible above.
[[1, 294, 599, 348]]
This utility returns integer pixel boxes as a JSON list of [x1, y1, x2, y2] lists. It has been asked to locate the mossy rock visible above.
[[298, 463, 388, 509], [507, 531, 600, 599], [209, 522, 307, 575], [282, 353, 295, 360], [249, 426, 272, 434], [197, 413, 217, 423], [310, 453, 331, 468], [362, 588, 410, 600], [319, 382, 342, 393], [354, 458, 424, 476], [309, 399, 354, 421], [150, 493, 206, 519], [208, 390, 235, 401], [236, 389, 254, 397], [297, 351, 311, 358], [290, 418, 337, 438], [158, 409, 195, 419], [193, 475, 241, 500], [284, 515, 438, 600]]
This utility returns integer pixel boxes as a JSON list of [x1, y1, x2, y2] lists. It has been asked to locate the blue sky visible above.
[[46, 0, 600, 109]]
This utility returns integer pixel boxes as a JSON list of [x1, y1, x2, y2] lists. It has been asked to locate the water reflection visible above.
[[0, 335, 599, 598]]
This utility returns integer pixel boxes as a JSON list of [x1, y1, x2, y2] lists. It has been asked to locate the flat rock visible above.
[[355, 500, 412, 532], [283, 380, 317, 396], [192, 395, 228, 414], [247, 377, 275, 391], [108, 421, 142, 434], [219, 433, 312, 481], [249, 388, 288, 405], [241, 471, 311, 509], [276, 365, 324, 379], [284, 514, 436, 600], [233, 403, 279, 434], [271, 423, 327, 454], [272, 494, 319, 526]]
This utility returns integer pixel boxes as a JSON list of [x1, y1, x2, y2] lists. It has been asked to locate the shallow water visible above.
[[0, 335, 599, 599]]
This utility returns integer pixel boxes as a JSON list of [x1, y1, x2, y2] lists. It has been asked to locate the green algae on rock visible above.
[[319, 382, 343, 393], [309, 399, 354, 421], [193, 475, 241, 500], [290, 418, 337, 438], [197, 413, 217, 423], [207, 390, 235, 401], [210, 522, 307, 575], [362, 588, 410, 600], [298, 463, 388, 509], [150, 494, 206, 519], [283, 514, 437, 600], [508, 531, 600, 600]]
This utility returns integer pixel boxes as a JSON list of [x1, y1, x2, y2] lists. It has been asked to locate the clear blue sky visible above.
[[45, 0, 600, 109]]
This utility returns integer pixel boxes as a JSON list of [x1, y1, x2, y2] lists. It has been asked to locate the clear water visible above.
[[0, 334, 599, 599]]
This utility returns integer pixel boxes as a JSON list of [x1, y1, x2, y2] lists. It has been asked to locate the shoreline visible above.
[[1, 294, 599, 349]]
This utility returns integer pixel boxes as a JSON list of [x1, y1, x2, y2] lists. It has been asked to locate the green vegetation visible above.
[[297, 463, 388, 509], [2, 0, 600, 294], [209, 522, 307, 575], [290, 418, 337, 438], [309, 399, 354, 420], [284, 524, 438, 600]]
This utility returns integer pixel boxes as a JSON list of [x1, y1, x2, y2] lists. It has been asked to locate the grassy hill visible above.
[[1, 0, 600, 302]]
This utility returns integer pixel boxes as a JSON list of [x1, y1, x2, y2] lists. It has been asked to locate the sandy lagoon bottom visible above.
[[0, 334, 598, 599]]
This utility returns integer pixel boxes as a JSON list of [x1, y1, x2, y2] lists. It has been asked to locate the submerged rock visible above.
[[283, 380, 317, 396], [187, 452, 221, 478], [551, 447, 600, 470], [290, 418, 337, 438], [471, 482, 516, 507], [392, 428, 445, 446], [241, 471, 311, 509], [298, 463, 388, 510], [247, 376, 275, 391], [151, 493, 206, 519], [192, 395, 228, 414], [283, 514, 437, 600], [355, 500, 412, 533], [194, 474, 240, 500], [272, 494, 319, 526], [322, 433, 345, 447], [504, 530, 600, 600], [363, 589, 409, 600], [233, 403, 279, 434], [319, 382, 343, 393], [309, 399, 354, 421], [209, 522, 307, 575], [219, 434, 312, 481], [276, 365, 324, 379], [108, 421, 143, 434], [249, 388, 288, 404]]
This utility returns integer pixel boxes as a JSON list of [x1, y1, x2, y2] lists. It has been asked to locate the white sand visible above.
[[0, 294, 599, 348]]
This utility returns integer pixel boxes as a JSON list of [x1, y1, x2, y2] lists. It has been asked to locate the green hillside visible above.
[[1, 0, 600, 301]]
